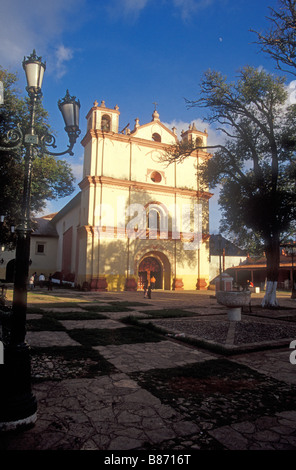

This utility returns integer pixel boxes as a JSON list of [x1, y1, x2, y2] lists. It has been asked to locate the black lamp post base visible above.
[[0, 342, 37, 432], [0, 407, 37, 433]]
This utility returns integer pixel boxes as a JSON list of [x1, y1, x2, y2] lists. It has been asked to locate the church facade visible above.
[[1, 100, 213, 291]]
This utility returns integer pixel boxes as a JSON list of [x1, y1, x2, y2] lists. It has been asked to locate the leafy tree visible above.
[[252, 0, 296, 77], [164, 66, 296, 307], [0, 67, 75, 248]]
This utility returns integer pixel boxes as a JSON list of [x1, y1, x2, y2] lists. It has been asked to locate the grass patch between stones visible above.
[[130, 359, 296, 429], [27, 316, 66, 331], [143, 308, 197, 318], [44, 311, 108, 320], [29, 302, 83, 309], [27, 311, 109, 329], [109, 301, 149, 307], [27, 306, 48, 314], [68, 326, 164, 346], [82, 304, 132, 312]]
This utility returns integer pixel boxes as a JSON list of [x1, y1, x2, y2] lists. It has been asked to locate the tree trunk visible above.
[[262, 236, 280, 308]]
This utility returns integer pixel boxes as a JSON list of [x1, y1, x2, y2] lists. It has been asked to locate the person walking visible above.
[[151, 275, 156, 289], [39, 273, 45, 288], [143, 279, 148, 298], [29, 274, 34, 290]]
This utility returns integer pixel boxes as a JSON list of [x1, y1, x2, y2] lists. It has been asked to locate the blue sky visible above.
[[0, 0, 284, 233]]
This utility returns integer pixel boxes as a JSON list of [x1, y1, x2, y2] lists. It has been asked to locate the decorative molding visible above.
[[78, 175, 213, 199], [78, 224, 209, 243], [81, 129, 211, 160]]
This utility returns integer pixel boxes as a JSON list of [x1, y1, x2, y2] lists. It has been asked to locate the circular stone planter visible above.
[[216, 291, 251, 321]]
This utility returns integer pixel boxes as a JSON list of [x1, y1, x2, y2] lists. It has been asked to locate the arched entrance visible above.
[[6, 259, 15, 282], [137, 252, 171, 290]]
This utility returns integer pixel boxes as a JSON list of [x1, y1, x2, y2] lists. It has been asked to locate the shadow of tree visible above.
[[93, 187, 209, 290]]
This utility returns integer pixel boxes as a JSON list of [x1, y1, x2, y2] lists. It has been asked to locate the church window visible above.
[[147, 208, 161, 230], [101, 114, 111, 131], [146, 204, 168, 237], [152, 133, 161, 142], [150, 171, 162, 183]]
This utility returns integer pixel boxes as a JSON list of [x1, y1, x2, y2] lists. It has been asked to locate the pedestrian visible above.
[[147, 284, 152, 299], [39, 273, 45, 288], [29, 274, 34, 290], [245, 279, 254, 290], [143, 279, 148, 298], [33, 272, 38, 288], [151, 275, 156, 289]]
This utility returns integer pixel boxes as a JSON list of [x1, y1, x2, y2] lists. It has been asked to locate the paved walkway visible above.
[[1, 289, 296, 453]]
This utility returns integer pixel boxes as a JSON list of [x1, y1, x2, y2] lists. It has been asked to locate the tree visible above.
[[164, 66, 296, 307], [252, 0, 296, 77], [0, 68, 75, 247]]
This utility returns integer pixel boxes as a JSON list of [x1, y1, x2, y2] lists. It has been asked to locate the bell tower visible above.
[[86, 100, 120, 134], [181, 122, 208, 147]]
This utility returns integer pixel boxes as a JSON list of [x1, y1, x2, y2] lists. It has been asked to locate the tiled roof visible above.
[[210, 234, 247, 256], [31, 217, 58, 237]]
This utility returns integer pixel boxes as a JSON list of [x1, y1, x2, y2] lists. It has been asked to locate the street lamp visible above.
[[23, 49, 46, 96], [0, 50, 80, 432]]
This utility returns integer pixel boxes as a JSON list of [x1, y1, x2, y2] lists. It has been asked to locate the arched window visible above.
[[101, 114, 111, 131], [146, 204, 168, 239], [152, 133, 161, 142], [147, 208, 161, 230]]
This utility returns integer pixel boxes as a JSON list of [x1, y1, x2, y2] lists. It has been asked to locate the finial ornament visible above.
[[152, 102, 160, 121]]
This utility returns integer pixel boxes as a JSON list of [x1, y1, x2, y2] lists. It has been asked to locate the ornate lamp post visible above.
[[0, 50, 80, 431]]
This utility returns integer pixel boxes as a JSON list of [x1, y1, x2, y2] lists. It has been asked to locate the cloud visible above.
[[105, 0, 219, 22], [71, 161, 84, 182], [0, 0, 222, 67], [105, 0, 150, 20], [122, 0, 150, 12], [0, 0, 221, 69], [55, 45, 74, 79], [286, 80, 296, 106], [172, 0, 217, 20], [0, 0, 84, 68]]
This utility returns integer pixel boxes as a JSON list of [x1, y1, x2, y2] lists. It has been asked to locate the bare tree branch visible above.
[[251, 0, 296, 76]]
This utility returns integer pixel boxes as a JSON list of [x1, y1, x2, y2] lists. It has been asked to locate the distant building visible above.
[[226, 250, 296, 291], [209, 234, 247, 286], [0, 215, 58, 283]]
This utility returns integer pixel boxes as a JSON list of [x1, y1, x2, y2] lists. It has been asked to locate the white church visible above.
[[1, 100, 213, 291]]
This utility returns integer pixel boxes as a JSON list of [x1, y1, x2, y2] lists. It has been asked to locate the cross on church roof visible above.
[[153, 101, 158, 111]]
